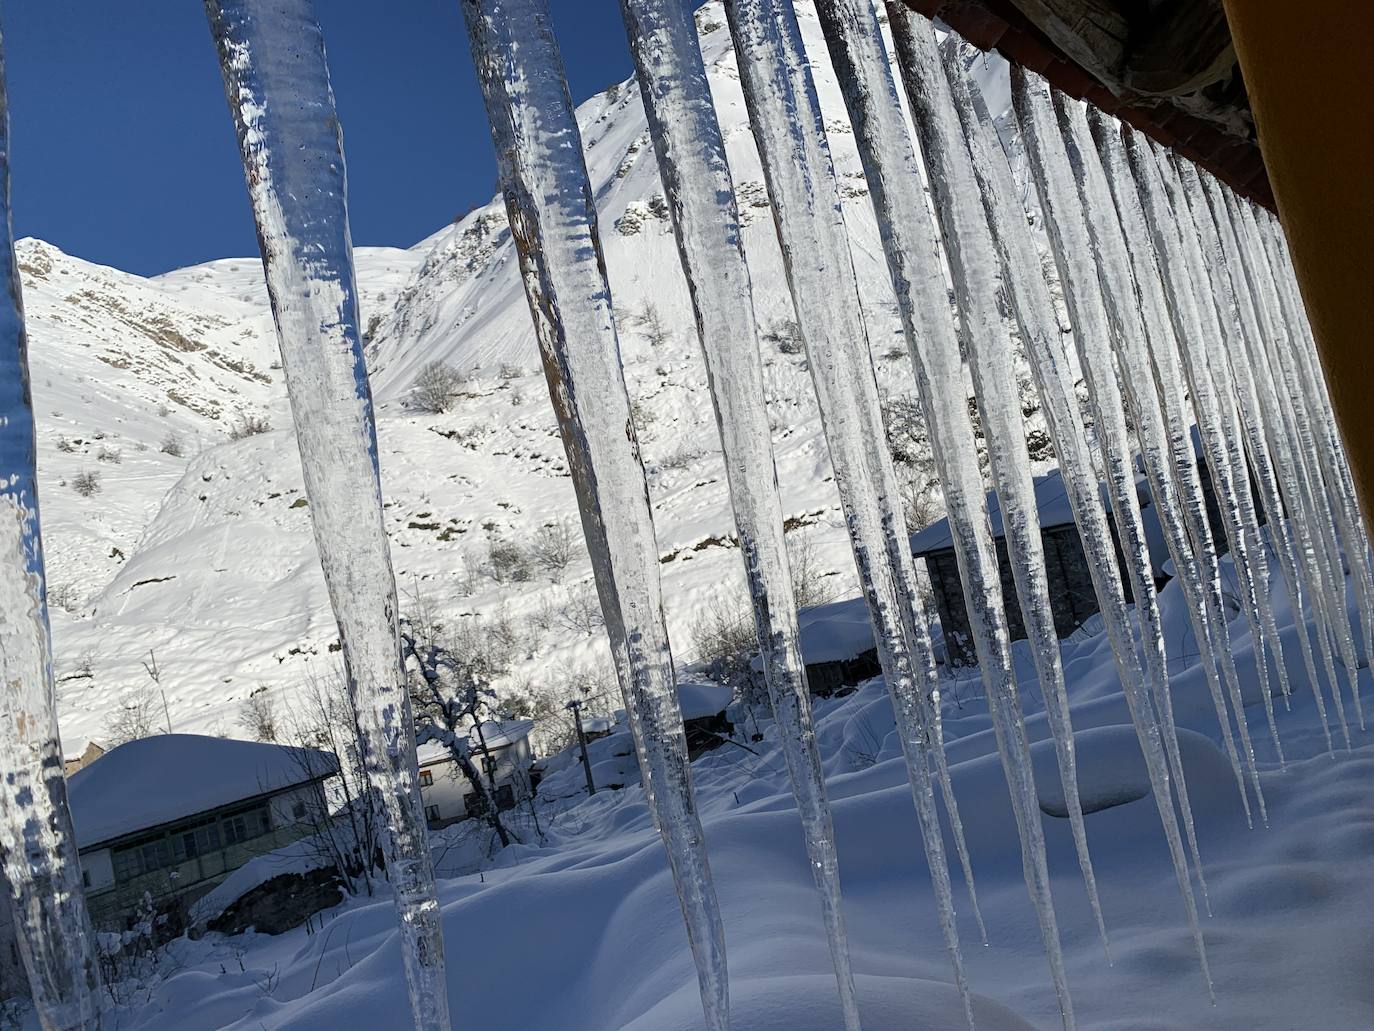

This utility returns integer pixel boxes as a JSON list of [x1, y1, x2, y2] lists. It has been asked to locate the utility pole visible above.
[[566, 698, 596, 796], [143, 649, 173, 734]]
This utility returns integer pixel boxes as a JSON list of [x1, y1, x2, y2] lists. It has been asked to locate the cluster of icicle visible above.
[[2, 0, 1370, 1028]]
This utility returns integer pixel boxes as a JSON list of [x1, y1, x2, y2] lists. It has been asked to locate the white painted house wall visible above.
[[418, 721, 534, 826]]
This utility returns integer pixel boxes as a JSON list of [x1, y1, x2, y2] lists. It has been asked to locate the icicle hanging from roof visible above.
[[614, 1, 860, 1025], [0, 26, 103, 1030], [457, 0, 730, 1026], [203, 2, 451, 1026]]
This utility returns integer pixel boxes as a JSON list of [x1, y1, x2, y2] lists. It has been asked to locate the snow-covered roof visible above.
[[796, 596, 877, 666], [909, 469, 1079, 556], [677, 682, 734, 721], [416, 719, 534, 766], [67, 734, 336, 850]]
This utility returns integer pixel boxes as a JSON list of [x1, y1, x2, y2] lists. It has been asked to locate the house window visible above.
[[494, 785, 515, 812], [82, 869, 91, 888], [221, 802, 272, 846], [291, 800, 307, 821], [172, 820, 219, 863], [425, 805, 441, 825], [419, 769, 433, 788], [112, 835, 171, 881]]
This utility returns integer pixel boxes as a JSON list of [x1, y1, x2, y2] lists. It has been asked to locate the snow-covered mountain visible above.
[[31, 3, 1028, 755]]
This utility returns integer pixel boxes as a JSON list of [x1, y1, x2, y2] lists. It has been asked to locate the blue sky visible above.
[[4, 2, 702, 277]]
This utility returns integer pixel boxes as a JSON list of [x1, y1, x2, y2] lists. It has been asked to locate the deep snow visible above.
[[36, 572, 1374, 1030]]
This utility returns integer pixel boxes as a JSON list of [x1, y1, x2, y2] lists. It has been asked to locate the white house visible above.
[[66, 734, 338, 932], [417, 720, 535, 828]]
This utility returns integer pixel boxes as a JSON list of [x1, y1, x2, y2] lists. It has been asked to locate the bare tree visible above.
[[554, 582, 605, 636], [108, 686, 161, 746], [635, 301, 672, 348], [530, 519, 579, 581], [400, 602, 516, 848], [881, 394, 943, 531], [238, 688, 278, 742], [787, 535, 837, 610], [408, 360, 464, 414], [690, 597, 758, 689], [282, 672, 382, 897]]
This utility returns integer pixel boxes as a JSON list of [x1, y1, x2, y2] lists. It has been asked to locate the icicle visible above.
[[457, 2, 731, 1026], [1226, 195, 1368, 726], [1129, 138, 1289, 765], [614, 1, 859, 1025], [807, 0, 1048, 960], [1088, 111, 1268, 824], [1011, 67, 1214, 988], [1199, 173, 1365, 736], [205, 5, 451, 1027], [1243, 205, 1374, 681], [1234, 220, 1364, 727], [1053, 96, 1255, 810], [884, 12, 1078, 1026], [1259, 214, 1374, 653], [0, 32, 103, 1030], [719, 0, 981, 1021], [1260, 213, 1374, 648], [1172, 158, 1339, 753], [938, 42, 1129, 958]]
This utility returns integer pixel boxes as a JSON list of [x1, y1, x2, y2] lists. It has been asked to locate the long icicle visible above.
[[204, 4, 452, 1027], [0, 28, 103, 1029], [943, 45, 1123, 960], [719, 0, 990, 1022], [816, 0, 1080, 961], [1130, 137, 1289, 766], [1091, 113, 1269, 825], [1201, 174, 1365, 734], [887, 14, 1076, 1027], [614, 2, 859, 1025], [1257, 214, 1374, 668], [456, 2, 729, 1026], [1228, 194, 1367, 725], [1052, 94, 1254, 827], [1012, 67, 1212, 986], [1173, 157, 1339, 753]]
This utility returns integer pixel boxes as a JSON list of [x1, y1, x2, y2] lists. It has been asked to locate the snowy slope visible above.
[[30, 2, 1027, 755]]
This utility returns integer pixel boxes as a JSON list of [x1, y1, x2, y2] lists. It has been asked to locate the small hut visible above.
[[912, 449, 1261, 668]]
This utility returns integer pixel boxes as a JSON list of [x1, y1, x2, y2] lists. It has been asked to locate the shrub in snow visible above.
[[555, 582, 606, 636], [787, 536, 837, 610], [159, 431, 185, 457], [762, 318, 805, 355], [635, 301, 672, 348], [96, 445, 122, 464], [71, 470, 101, 497], [690, 598, 759, 689], [498, 361, 524, 380], [238, 689, 278, 743], [487, 538, 533, 583], [55, 435, 76, 453], [228, 413, 272, 440], [408, 359, 465, 413], [530, 519, 579, 581]]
